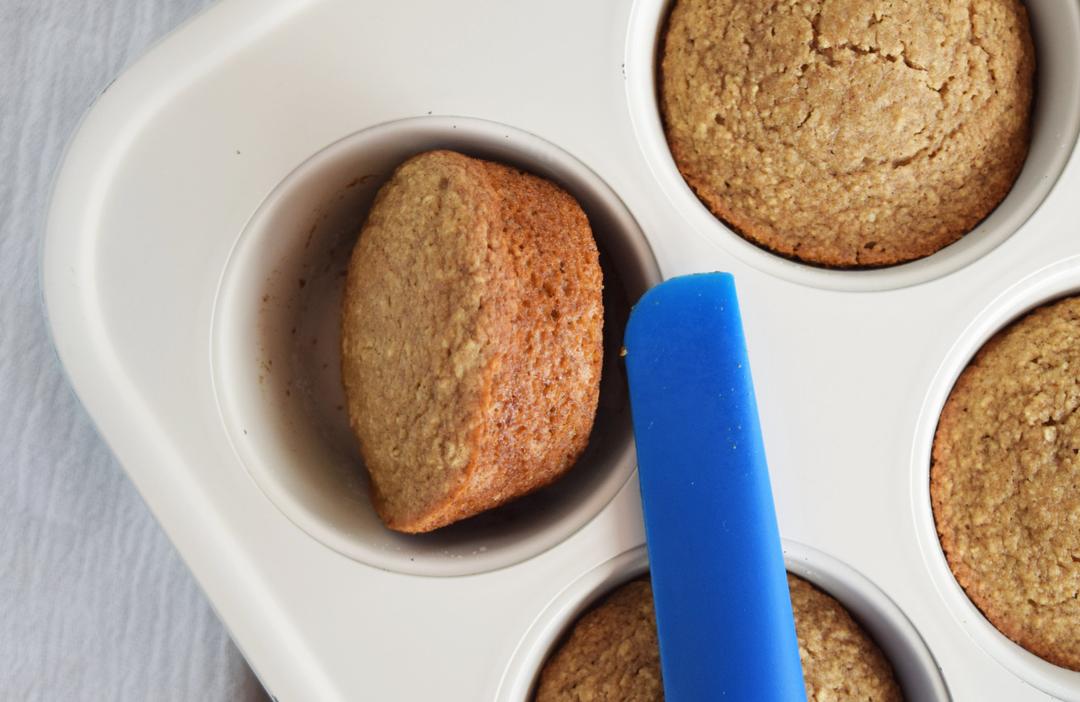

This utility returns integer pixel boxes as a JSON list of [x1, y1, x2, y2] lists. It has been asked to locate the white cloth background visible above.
[[1, 1, 268, 700]]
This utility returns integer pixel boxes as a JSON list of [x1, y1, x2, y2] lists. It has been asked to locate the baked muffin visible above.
[[535, 575, 903, 701], [932, 296, 1080, 670], [340, 150, 603, 533], [536, 579, 662, 702], [660, 0, 1035, 267], [788, 575, 903, 702]]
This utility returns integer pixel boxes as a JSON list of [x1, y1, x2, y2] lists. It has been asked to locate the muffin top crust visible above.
[[661, 0, 1035, 267], [535, 575, 904, 700], [933, 296, 1080, 671]]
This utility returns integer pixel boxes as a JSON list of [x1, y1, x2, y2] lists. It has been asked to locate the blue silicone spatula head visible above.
[[623, 272, 806, 702]]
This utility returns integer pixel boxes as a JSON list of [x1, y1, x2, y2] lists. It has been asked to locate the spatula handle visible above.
[[624, 273, 806, 702]]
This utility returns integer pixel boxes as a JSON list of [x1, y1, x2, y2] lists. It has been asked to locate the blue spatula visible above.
[[623, 272, 806, 702]]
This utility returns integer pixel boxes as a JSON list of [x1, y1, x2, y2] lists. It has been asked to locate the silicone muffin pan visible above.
[[42, 0, 1080, 699]]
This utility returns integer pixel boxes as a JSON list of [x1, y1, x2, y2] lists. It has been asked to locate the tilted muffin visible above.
[[341, 150, 603, 533], [535, 575, 903, 701], [660, 0, 1035, 267], [932, 296, 1080, 670]]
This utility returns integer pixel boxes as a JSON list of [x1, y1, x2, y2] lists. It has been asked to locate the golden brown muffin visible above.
[[340, 150, 603, 533], [660, 0, 1035, 267], [535, 575, 903, 701], [932, 296, 1080, 671], [788, 575, 904, 702], [536, 579, 662, 702]]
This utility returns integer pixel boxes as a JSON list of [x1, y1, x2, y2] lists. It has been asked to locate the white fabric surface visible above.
[[1, 1, 268, 700]]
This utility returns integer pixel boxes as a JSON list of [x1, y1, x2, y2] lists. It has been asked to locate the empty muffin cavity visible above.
[[211, 116, 661, 576], [496, 543, 949, 701], [625, 0, 1080, 290]]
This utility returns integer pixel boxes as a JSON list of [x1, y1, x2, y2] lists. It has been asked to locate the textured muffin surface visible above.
[[340, 150, 603, 533], [787, 575, 904, 701], [932, 296, 1080, 671], [535, 575, 903, 701], [660, 0, 1035, 267], [536, 579, 662, 702]]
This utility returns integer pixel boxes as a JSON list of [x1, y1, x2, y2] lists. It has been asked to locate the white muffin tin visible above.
[[41, 0, 1080, 699]]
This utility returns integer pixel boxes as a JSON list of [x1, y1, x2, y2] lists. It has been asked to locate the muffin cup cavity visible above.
[[624, 0, 1080, 290], [210, 116, 661, 577], [913, 256, 1080, 699], [497, 542, 949, 701]]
